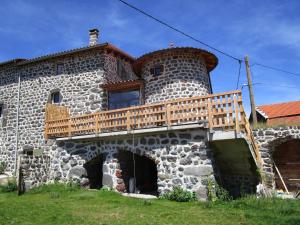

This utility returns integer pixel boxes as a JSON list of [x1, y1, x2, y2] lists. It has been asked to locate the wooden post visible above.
[[233, 94, 240, 133], [207, 98, 213, 129], [95, 113, 100, 133], [68, 117, 72, 137], [126, 110, 131, 131], [166, 103, 171, 127], [274, 162, 290, 194], [245, 56, 257, 126], [44, 121, 49, 140]]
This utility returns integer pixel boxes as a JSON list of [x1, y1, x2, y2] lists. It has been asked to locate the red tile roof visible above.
[[256, 100, 300, 119]]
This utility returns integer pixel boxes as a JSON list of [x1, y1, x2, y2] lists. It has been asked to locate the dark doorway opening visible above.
[[210, 139, 259, 198], [273, 139, 300, 192], [118, 151, 158, 195], [84, 155, 104, 189]]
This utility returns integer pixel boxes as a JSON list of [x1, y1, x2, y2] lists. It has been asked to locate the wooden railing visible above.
[[240, 105, 263, 167], [45, 90, 248, 139]]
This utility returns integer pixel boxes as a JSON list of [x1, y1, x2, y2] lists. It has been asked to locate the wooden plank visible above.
[[207, 98, 213, 128], [233, 94, 240, 133], [126, 110, 131, 131]]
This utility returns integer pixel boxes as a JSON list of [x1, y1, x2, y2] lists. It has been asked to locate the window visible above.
[[51, 92, 61, 104], [56, 63, 64, 75], [0, 104, 3, 118], [150, 65, 164, 76], [108, 89, 140, 110]]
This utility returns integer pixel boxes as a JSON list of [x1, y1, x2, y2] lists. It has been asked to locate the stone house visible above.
[[0, 29, 267, 199]]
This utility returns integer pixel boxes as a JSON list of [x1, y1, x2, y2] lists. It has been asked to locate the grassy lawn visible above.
[[0, 185, 299, 225]]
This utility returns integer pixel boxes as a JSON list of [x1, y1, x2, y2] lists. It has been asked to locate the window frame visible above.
[[150, 64, 164, 76], [108, 89, 141, 110], [51, 92, 61, 104]]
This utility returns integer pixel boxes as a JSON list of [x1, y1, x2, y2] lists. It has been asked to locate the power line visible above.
[[242, 82, 300, 90], [117, 0, 300, 83], [252, 63, 300, 78], [116, 0, 242, 61]]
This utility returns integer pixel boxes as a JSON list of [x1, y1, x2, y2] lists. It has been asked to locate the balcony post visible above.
[[95, 113, 100, 133], [68, 117, 72, 137], [207, 98, 213, 129], [44, 121, 49, 140], [166, 103, 171, 127], [233, 94, 240, 133], [126, 110, 131, 131]]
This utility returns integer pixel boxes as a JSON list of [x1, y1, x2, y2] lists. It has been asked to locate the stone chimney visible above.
[[89, 28, 99, 46]]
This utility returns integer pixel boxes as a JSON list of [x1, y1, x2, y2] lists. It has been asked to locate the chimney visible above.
[[89, 28, 99, 46]]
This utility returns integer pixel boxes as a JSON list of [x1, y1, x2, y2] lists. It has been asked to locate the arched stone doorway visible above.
[[273, 139, 300, 192], [117, 150, 158, 195], [84, 154, 104, 189]]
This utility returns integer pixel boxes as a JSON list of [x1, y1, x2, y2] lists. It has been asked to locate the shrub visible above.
[[0, 179, 17, 193], [207, 178, 232, 202], [0, 161, 6, 174], [215, 184, 232, 201], [163, 186, 197, 202]]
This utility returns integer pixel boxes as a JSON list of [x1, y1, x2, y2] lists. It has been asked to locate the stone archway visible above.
[[273, 139, 300, 192], [116, 150, 158, 195], [253, 126, 300, 190], [84, 154, 105, 189]]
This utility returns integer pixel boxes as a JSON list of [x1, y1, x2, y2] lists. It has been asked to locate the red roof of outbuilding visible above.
[[256, 100, 300, 119]]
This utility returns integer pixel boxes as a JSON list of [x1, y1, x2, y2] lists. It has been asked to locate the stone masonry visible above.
[[0, 47, 136, 174], [53, 129, 214, 199], [0, 35, 220, 199], [138, 49, 212, 104], [19, 155, 50, 189], [253, 126, 300, 188]]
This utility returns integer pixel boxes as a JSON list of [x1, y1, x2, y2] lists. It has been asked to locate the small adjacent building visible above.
[[254, 100, 300, 126], [252, 100, 300, 193]]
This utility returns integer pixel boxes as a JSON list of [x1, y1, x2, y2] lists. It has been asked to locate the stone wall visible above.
[[0, 49, 135, 175], [0, 46, 216, 199], [0, 63, 19, 173], [140, 51, 211, 104], [52, 129, 214, 199], [253, 126, 300, 188], [19, 155, 50, 189]]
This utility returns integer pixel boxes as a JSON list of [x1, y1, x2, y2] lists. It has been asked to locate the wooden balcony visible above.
[[45, 90, 249, 138], [44, 89, 263, 172]]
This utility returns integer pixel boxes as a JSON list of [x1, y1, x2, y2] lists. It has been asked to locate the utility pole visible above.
[[245, 56, 257, 125]]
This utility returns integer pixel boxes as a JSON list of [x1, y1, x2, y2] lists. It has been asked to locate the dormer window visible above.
[[150, 65, 164, 76], [56, 63, 64, 75], [51, 92, 61, 104]]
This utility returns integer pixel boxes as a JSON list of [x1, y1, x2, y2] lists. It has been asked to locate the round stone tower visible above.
[[133, 47, 218, 104]]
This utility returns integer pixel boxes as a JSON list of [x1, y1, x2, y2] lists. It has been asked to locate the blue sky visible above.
[[1, 0, 300, 114]]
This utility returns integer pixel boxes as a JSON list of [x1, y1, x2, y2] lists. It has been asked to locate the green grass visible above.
[[0, 184, 299, 225]]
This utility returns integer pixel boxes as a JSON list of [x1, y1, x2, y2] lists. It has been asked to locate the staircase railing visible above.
[[239, 104, 262, 167]]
